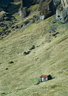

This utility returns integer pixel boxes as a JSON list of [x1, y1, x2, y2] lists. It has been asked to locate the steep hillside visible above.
[[0, 15, 68, 96], [0, 0, 68, 96]]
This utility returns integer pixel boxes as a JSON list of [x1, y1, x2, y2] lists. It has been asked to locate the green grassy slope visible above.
[[0, 16, 68, 96]]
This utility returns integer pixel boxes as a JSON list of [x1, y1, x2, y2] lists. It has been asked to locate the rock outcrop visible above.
[[19, 0, 27, 18], [0, 0, 68, 23], [19, 0, 40, 18], [56, 0, 68, 23], [39, 0, 56, 18], [39, 0, 68, 23]]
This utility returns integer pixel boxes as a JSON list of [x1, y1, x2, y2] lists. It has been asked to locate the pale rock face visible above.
[[61, 0, 68, 8], [39, 15, 45, 20], [56, 8, 68, 23], [56, 0, 68, 23], [19, 7, 27, 18], [19, 10, 22, 17]]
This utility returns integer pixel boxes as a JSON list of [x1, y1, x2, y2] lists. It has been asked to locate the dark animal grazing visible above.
[[52, 32, 59, 37], [1, 93, 6, 95], [9, 61, 14, 64], [5, 68, 8, 70], [29, 45, 35, 50], [24, 51, 31, 55], [50, 31, 59, 37]]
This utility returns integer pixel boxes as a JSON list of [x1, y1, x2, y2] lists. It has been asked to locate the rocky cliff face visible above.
[[39, 0, 68, 23], [0, 0, 68, 38], [39, 0, 56, 18], [56, 0, 68, 23], [19, 0, 40, 18], [0, 0, 68, 22]]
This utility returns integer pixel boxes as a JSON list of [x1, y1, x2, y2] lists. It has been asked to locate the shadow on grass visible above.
[[35, 77, 55, 85]]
